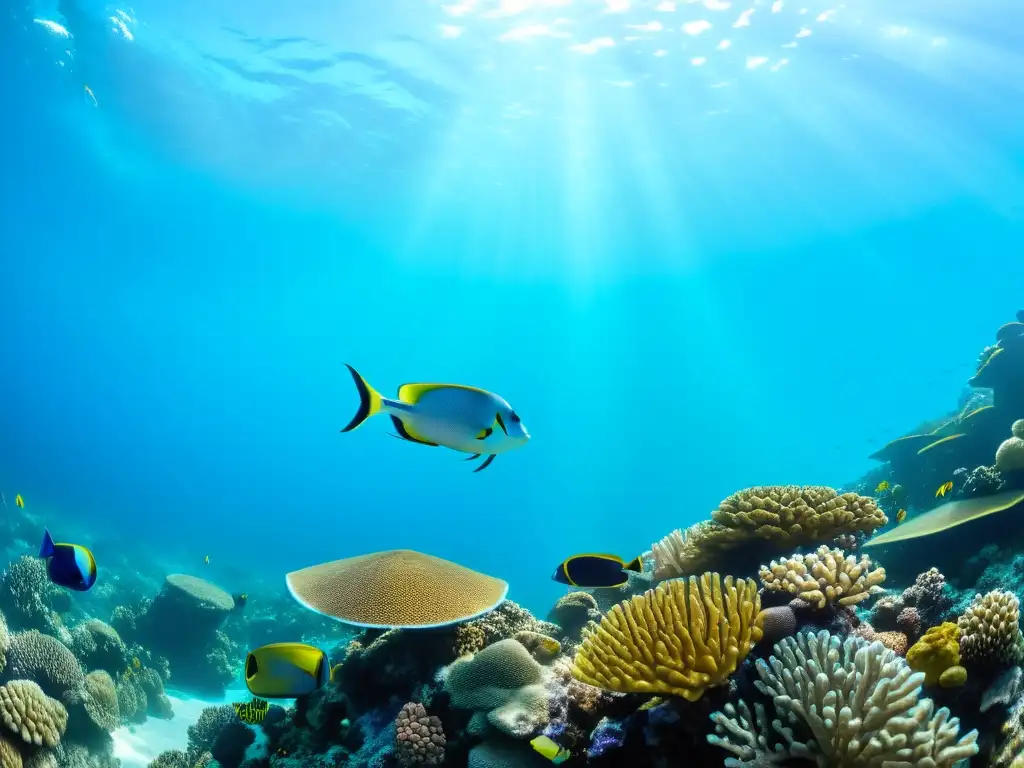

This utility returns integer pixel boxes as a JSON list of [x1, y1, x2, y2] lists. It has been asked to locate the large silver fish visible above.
[[341, 365, 530, 472]]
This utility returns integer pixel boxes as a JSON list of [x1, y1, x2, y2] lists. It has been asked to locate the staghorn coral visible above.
[[571, 572, 763, 701], [906, 622, 960, 686], [758, 545, 886, 609], [3, 631, 84, 700], [0, 680, 67, 748], [709, 630, 979, 766], [958, 590, 1024, 666], [654, 486, 887, 578], [444, 638, 550, 738], [393, 702, 445, 766]]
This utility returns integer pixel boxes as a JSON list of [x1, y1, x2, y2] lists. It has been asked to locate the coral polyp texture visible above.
[[570, 572, 763, 701], [996, 419, 1024, 473], [709, 630, 979, 766], [0, 680, 67, 748], [957, 589, 1024, 666], [286, 549, 509, 628], [906, 622, 960, 686], [758, 545, 886, 609], [653, 486, 887, 578], [394, 702, 445, 766]]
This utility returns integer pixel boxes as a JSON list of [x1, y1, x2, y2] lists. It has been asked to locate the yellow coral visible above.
[[0, 736, 21, 768], [759, 545, 886, 609], [0, 680, 67, 748], [653, 486, 887, 578], [907, 622, 960, 686], [959, 590, 1024, 666], [570, 573, 763, 701], [939, 665, 967, 688]]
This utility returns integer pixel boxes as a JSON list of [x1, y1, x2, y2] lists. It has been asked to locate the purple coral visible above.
[[393, 702, 445, 766]]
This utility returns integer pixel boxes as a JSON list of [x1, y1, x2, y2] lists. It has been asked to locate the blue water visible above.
[[2, 0, 1024, 614]]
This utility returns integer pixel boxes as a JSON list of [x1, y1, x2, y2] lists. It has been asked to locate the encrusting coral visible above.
[[571, 572, 763, 701], [758, 545, 886, 609], [653, 486, 887, 578], [957, 589, 1024, 666], [708, 630, 979, 766], [906, 622, 960, 686]]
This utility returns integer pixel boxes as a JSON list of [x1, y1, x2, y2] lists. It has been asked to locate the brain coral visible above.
[[758, 545, 886, 609], [653, 486, 887, 578], [286, 550, 509, 628], [0, 680, 67, 747], [3, 631, 84, 699], [571, 572, 762, 701], [958, 590, 1024, 666]]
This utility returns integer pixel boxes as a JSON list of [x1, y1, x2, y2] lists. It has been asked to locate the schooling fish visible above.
[[552, 553, 643, 589], [233, 697, 270, 724], [39, 529, 97, 591], [341, 364, 530, 473], [245, 642, 332, 698], [530, 735, 571, 764]]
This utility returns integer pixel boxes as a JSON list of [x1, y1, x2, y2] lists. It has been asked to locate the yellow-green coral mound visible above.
[[286, 550, 509, 628], [996, 420, 1024, 473], [571, 573, 762, 701], [0, 680, 67, 747], [654, 486, 887, 578], [758, 545, 886, 609], [907, 622, 960, 686]]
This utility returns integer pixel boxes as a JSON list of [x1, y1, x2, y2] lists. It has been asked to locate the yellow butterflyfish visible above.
[[936, 481, 954, 498]]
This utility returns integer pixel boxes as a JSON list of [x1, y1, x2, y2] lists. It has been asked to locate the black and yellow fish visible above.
[[233, 697, 270, 724], [936, 481, 954, 498], [245, 642, 333, 698], [530, 735, 571, 764], [895, 509, 906, 524], [552, 553, 643, 588], [15, 494, 24, 509]]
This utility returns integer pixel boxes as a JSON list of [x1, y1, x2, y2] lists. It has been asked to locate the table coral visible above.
[[758, 545, 886, 609], [571, 573, 762, 701]]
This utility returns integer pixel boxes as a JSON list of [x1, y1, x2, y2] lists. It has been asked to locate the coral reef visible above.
[[906, 622, 960, 686], [571, 573, 763, 700], [393, 702, 445, 765], [758, 545, 886, 608], [653, 486, 887, 578], [958, 589, 1024, 667]]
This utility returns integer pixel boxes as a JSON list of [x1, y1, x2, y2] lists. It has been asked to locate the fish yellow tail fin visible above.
[[342, 364, 383, 432]]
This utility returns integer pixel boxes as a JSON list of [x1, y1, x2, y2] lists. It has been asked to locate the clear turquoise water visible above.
[[2, 0, 1024, 614]]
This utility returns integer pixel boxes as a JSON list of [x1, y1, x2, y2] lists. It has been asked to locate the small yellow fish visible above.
[[233, 698, 270, 725], [896, 509, 906, 524], [875, 480, 890, 493], [15, 494, 24, 509], [936, 481, 953, 498], [204, 555, 210, 565], [132, 657, 141, 669], [530, 735, 570, 765]]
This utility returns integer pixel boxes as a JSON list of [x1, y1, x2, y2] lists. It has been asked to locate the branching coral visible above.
[[758, 545, 886, 609], [708, 631, 979, 766], [0, 680, 68, 748], [958, 590, 1024, 666], [571, 573, 762, 701], [394, 702, 445, 766], [653, 486, 887, 578]]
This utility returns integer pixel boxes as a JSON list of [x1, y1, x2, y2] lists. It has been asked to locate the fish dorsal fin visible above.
[[397, 382, 491, 403], [571, 553, 625, 564]]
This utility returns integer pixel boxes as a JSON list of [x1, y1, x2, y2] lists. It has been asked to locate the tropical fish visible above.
[[39, 529, 97, 591], [552, 554, 643, 589], [341, 364, 530, 473], [896, 509, 906, 524], [244, 642, 332, 698], [204, 555, 210, 564], [15, 494, 24, 509], [875, 480, 890, 493], [233, 697, 270, 724], [936, 481, 954, 498], [530, 735, 571, 765]]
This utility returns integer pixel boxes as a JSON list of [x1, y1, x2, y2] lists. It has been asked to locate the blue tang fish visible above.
[[39, 529, 97, 591], [341, 364, 530, 472]]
